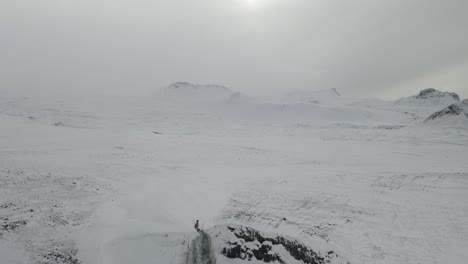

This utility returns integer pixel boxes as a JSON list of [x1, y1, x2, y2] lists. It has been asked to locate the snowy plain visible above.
[[1, 84, 467, 264]]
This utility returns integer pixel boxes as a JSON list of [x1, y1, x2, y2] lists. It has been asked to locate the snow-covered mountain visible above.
[[160, 82, 236, 102], [283, 88, 342, 104], [395, 88, 460, 107], [424, 99, 468, 127], [1, 85, 468, 264], [413, 88, 459, 100], [6, 84, 468, 131], [393, 88, 462, 119]]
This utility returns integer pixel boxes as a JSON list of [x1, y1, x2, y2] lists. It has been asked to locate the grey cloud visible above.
[[1, 0, 467, 98]]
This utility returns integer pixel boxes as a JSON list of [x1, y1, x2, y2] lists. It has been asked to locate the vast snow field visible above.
[[1, 85, 467, 264]]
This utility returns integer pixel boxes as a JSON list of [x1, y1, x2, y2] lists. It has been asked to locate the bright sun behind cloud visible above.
[[243, 0, 264, 9]]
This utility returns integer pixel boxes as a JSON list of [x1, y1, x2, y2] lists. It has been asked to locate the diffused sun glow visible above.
[[243, 0, 264, 9]]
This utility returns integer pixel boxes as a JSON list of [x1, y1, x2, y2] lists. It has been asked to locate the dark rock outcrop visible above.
[[414, 88, 459, 101], [221, 225, 340, 264], [425, 100, 468, 121]]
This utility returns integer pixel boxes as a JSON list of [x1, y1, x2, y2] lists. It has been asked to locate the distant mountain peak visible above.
[[283, 88, 342, 104], [167, 82, 232, 92], [414, 88, 459, 101], [394, 88, 460, 110], [169, 81, 192, 87], [161, 82, 238, 103]]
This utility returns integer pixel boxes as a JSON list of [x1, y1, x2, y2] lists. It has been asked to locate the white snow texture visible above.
[[1, 84, 467, 264]]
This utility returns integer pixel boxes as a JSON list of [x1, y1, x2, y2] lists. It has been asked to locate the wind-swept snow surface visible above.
[[1, 85, 467, 264]]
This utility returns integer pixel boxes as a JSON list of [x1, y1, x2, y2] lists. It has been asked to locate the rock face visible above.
[[414, 88, 459, 100], [425, 99, 468, 121], [219, 225, 340, 264]]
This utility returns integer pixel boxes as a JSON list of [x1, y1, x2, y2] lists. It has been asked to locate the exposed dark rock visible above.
[[414, 88, 459, 100], [425, 100, 468, 121], [0, 202, 16, 209], [1, 220, 27, 231], [303, 223, 338, 242], [42, 249, 80, 264], [222, 225, 337, 264]]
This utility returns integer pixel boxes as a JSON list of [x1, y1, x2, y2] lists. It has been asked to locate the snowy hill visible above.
[[413, 88, 459, 100], [160, 82, 236, 102], [394, 88, 459, 107], [1, 86, 468, 264], [283, 88, 342, 104], [424, 99, 468, 127], [393, 88, 461, 118], [157, 84, 410, 129]]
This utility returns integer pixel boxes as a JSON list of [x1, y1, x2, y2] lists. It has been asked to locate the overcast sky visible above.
[[1, 0, 467, 99]]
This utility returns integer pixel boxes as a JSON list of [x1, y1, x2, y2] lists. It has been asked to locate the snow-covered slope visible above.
[[393, 88, 461, 117], [426, 99, 468, 120], [154, 84, 412, 130], [1, 86, 468, 264], [160, 82, 237, 103], [424, 99, 468, 128], [395, 88, 459, 106], [284, 88, 341, 104]]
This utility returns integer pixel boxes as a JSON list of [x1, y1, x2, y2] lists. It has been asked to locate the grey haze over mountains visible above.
[[1, 0, 467, 98]]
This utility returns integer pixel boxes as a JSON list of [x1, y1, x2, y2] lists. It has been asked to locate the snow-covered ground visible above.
[[1, 85, 467, 264]]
